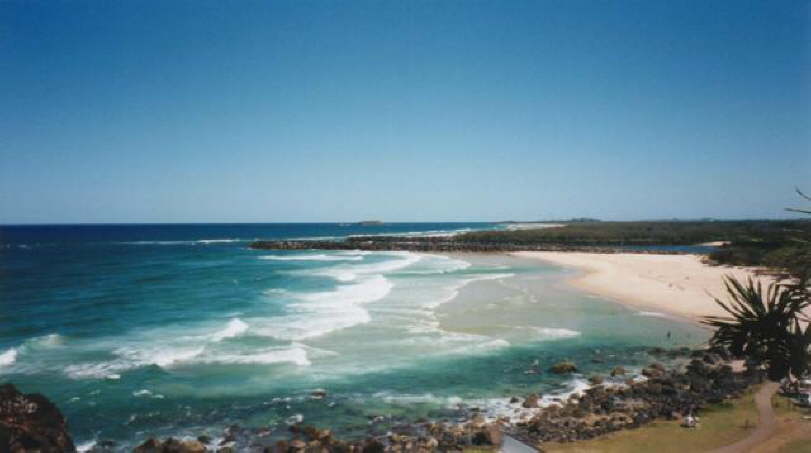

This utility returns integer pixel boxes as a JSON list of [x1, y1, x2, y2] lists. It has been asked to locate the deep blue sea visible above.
[[0, 223, 708, 450]]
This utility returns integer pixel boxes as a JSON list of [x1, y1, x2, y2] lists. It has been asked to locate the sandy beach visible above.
[[513, 251, 772, 322]]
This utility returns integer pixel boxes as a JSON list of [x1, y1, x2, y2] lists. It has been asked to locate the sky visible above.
[[0, 0, 809, 223]]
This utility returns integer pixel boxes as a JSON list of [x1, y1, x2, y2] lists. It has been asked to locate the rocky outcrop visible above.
[[2, 347, 755, 453], [133, 437, 206, 453], [510, 354, 755, 446], [249, 237, 688, 254], [0, 383, 76, 452], [133, 420, 502, 452], [549, 361, 578, 374]]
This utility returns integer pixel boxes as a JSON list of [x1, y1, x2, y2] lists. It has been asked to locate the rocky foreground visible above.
[[0, 383, 76, 452], [1, 347, 761, 452]]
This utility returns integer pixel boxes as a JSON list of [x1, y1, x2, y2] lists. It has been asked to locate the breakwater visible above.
[[249, 236, 687, 254]]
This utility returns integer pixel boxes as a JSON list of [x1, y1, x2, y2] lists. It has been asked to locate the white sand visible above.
[[513, 251, 772, 322]]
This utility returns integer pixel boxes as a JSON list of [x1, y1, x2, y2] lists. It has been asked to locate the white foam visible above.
[[21, 333, 64, 349], [322, 252, 422, 277], [348, 228, 474, 239], [211, 318, 249, 342], [121, 239, 245, 245], [196, 239, 243, 244], [297, 274, 393, 306], [539, 377, 592, 406], [64, 362, 127, 380], [114, 345, 205, 368], [76, 440, 97, 453], [526, 327, 581, 340], [636, 311, 669, 318], [63, 343, 206, 379], [199, 347, 310, 366], [336, 250, 372, 256], [256, 275, 392, 340], [0, 348, 17, 367], [260, 254, 363, 261]]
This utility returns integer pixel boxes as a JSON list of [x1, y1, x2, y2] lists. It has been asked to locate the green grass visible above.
[[545, 386, 760, 453]]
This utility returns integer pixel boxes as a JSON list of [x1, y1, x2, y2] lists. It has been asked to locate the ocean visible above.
[[0, 223, 708, 450]]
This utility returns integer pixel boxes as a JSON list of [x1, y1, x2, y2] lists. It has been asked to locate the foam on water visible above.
[[61, 345, 208, 378], [252, 251, 429, 340], [260, 254, 364, 262], [255, 274, 393, 340], [525, 327, 582, 340], [120, 239, 247, 246], [0, 348, 17, 367], [315, 251, 422, 280], [636, 311, 669, 318], [116, 345, 206, 368], [211, 318, 249, 342], [76, 440, 97, 453], [196, 346, 310, 366], [22, 333, 65, 349]]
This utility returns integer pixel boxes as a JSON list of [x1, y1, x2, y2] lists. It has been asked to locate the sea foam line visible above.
[[260, 254, 363, 262], [0, 348, 17, 367], [211, 318, 249, 342]]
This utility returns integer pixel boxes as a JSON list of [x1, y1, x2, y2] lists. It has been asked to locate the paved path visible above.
[[710, 382, 780, 453], [500, 434, 538, 453]]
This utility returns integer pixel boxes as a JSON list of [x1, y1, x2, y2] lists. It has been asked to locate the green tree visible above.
[[703, 277, 808, 380], [703, 188, 811, 381]]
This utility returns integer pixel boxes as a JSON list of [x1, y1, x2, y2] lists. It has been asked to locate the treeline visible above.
[[458, 220, 811, 246], [459, 220, 811, 278]]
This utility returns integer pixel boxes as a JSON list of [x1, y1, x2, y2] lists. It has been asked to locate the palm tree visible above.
[[786, 319, 811, 380], [703, 276, 808, 381], [703, 189, 811, 382]]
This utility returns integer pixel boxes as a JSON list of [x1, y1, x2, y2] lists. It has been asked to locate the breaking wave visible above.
[[0, 349, 17, 367], [259, 254, 364, 261]]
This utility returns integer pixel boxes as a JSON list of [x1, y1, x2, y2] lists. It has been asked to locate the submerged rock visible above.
[[610, 366, 626, 377], [549, 361, 578, 374], [310, 389, 327, 400], [0, 383, 76, 452]]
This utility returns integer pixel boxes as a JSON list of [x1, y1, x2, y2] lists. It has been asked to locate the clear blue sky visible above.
[[1, 0, 808, 223]]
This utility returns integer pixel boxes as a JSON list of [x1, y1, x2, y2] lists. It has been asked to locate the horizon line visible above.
[[1, 217, 808, 227]]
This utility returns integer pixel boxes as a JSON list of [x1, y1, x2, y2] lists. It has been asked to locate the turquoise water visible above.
[[0, 224, 708, 449]]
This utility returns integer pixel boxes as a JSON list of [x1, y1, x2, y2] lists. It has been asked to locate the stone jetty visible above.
[[250, 235, 686, 254]]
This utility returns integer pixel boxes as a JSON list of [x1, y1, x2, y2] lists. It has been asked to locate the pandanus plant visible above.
[[703, 276, 810, 381]]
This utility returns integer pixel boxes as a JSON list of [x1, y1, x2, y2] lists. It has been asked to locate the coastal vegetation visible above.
[[702, 277, 810, 381], [251, 219, 811, 260], [702, 189, 810, 383], [464, 220, 811, 247]]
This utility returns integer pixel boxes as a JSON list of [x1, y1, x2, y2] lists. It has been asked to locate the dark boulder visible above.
[[522, 393, 541, 408], [0, 383, 76, 452], [549, 361, 578, 374]]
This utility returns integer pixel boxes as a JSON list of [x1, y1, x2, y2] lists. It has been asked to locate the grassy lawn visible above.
[[769, 393, 811, 453], [544, 386, 760, 453]]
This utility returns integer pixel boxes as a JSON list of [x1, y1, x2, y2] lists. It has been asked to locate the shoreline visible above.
[[512, 251, 770, 323]]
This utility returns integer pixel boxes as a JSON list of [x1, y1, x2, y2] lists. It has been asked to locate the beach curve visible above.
[[512, 251, 771, 322]]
